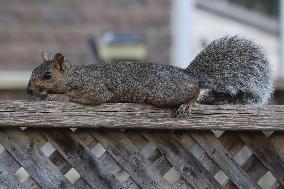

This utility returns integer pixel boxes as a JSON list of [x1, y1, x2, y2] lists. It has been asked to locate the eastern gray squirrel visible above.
[[27, 36, 274, 117]]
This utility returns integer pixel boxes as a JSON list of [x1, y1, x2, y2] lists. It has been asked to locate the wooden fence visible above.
[[0, 101, 284, 189]]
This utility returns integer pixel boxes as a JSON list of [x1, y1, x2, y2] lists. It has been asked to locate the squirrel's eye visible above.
[[43, 72, 52, 80]]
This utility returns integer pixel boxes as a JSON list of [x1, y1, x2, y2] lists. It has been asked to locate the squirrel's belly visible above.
[[104, 64, 198, 107], [110, 80, 198, 107]]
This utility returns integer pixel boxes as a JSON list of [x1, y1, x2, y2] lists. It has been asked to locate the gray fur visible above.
[[187, 36, 274, 105], [28, 60, 199, 108], [27, 36, 274, 117]]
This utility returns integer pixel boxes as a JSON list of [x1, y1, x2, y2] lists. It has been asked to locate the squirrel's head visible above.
[[27, 51, 68, 97]]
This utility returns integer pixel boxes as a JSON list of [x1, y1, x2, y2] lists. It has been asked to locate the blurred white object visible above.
[[0, 71, 30, 89], [98, 32, 147, 61], [171, 0, 195, 68]]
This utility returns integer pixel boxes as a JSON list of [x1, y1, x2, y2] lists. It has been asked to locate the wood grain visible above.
[[190, 132, 260, 189], [0, 152, 26, 189], [42, 130, 131, 189], [143, 132, 222, 189], [0, 100, 284, 130], [0, 129, 75, 189], [92, 131, 172, 189], [1, 128, 284, 189], [239, 133, 284, 187]]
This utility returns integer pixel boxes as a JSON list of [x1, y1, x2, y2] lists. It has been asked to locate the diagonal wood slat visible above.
[[224, 156, 268, 188], [0, 153, 26, 189], [0, 128, 283, 189], [190, 131, 260, 189], [0, 129, 75, 189], [239, 133, 284, 187], [42, 130, 131, 189], [143, 132, 222, 189], [92, 131, 173, 189]]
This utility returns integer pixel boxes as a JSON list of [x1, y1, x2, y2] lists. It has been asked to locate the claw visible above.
[[176, 104, 192, 118]]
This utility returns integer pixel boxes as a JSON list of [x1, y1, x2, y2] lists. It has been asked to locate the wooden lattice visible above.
[[0, 101, 284, 189]]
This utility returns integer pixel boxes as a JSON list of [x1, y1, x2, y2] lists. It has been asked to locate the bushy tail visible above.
[[186, 36, 274, 105]]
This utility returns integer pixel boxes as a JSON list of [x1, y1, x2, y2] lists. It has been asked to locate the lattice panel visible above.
[[0, 128, 283, 189]]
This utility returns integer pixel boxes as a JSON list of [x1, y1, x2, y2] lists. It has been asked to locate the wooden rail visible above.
[[0, 100, 283, 130], [0, 101, 284, 189]]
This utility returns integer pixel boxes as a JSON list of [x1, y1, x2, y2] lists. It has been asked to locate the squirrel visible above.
[[27, 36, 274, 117]]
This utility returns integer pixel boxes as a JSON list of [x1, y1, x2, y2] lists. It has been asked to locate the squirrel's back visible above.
[[101, 62, 198, 107], [186, 36, 274, 105]]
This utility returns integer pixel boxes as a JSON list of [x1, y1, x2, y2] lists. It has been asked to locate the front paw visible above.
[[45, 94, 58, 101], [45, 94, 69, 101], [176, 104, 192, 118]]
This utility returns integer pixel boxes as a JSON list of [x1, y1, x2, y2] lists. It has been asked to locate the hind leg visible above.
[[176, 93, 199, 118]]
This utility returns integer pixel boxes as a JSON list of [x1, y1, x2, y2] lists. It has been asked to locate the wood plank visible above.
[[190, 131, 260, 189], [219, 132, 244, 155], [269, 132, 284, 159], [92, 131, 172, 189], [270, 182, 282, 189], [225, 156, 268, 188], [49, 151, 72, 174], [147, 149, 173, 176], [173, 132, 223, 180], [0, 100, 283, 130], [0, 128, 75, 189], [42, 129, 130, 189], [97, 152, 140, 189], [0, 152, 26, 189], [22, 129, 79, 188], [76, 131, 140, 189], [0, 168, 25, 189], [143, 132, 223, 189], [241, 156, 267, 182], [239, 133, 284, 187], [0, 151, 22, 173], [124, 132, 149, 150], [73, 178, 93, 189], [0, 151, 40, 189], [22, 130, 92, 188], [172, 179, 194, 189], [0, 150, 40, 189]]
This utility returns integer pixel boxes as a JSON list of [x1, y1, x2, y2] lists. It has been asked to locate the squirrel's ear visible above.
[[53, 53, 65, 72], [41, 51, 51, 62]]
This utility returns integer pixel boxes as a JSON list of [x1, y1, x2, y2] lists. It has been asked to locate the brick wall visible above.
[[0, 0, 171, 70]]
